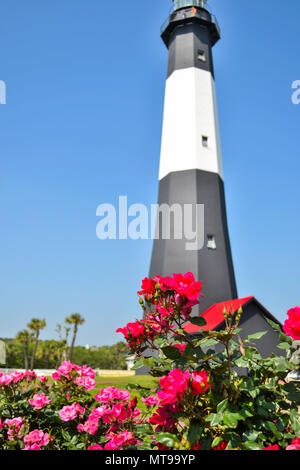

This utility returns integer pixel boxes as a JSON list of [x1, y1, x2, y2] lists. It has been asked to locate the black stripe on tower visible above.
[[149, 170, 238, 316], [167, 21, 215, 78], [161, 6, 220, 78]]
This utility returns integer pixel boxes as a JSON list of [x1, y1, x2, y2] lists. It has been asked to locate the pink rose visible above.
[[24, 443, 41, 450], [0, 374, 13, 386], [77, 406, 109, 435], [24, 430, 44, 444], [29, 393, 52, 410], [141, 396, 160, 407], [38, 376, 47, 383], [52, 372, 61, 381], [88, 445, 103, 450], [59, 404, 79, 422], [95, 386, 130, 404], [104, 440, 121, 450], [105, 431, 136, 449], [4, 417, 24, 440], [286, 437, 300, 451], [25, 370, 36, 381], [23, 430, 49, 448]]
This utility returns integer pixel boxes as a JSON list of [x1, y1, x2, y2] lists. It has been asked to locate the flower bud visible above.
[[175, 294, 183, 309], [130, 397, 138, 409]]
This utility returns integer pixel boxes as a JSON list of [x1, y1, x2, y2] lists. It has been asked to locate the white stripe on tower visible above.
[[149, 1, 238, 317], [159, 67, 223, 181]]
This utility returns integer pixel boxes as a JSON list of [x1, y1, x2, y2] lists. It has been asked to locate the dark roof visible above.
[[184, 296, 282, 334]]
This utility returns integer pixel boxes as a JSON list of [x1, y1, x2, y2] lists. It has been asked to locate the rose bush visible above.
[[0, 272, 299, 450]]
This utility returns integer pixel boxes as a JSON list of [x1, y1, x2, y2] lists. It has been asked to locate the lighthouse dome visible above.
[[173, 0, 207, 11]]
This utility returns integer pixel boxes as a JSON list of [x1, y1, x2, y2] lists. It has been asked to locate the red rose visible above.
[[164, 272, 203, 301], [190, 371, 210, 395], [283, 306, 300, 340], [262, 444, 280, 450], [173, 344, 186, 354], [137, 277, 156, 298], [213, 440, 228, 451], [191, 441, 201, 450], [157, 369, 190, 405]]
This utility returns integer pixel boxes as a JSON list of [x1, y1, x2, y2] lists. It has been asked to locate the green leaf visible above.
[[244, 440, 262, 450], [156, 433, 179, 448], [240, 407, 254, 418], [190, 316, 207, 327], [76, 443, 85, 449], [245, 347, 258, 360], [290, 409, 300, 434], [243, 430, 260, 442], [187, 420, 203, 446], [223, 432, 241, 450], [274, 358, 289, 372], [286, 389, 300, 403], [217, 399, 229, 414], [279, 331, 293, 345], [62, 430, 71, 442], [235, 357, 249, 368], [135, 424, 152, 434], [132, 358, 145, 370], [211, 436, 224, 449], [210, 413, 223, 426], [248, 331, 268, 340], [266, 421, 281, 439], [257, 406, 269, 418], [198, 338, 219, 348], [198, 436, 213, 450], [264, 317, 281, 332], [126, 383, 149, 391], [162, 346, 181, 360], [223, 411, 238, 428], [242, 384, 260, 399], [277, 342, 291, 350]]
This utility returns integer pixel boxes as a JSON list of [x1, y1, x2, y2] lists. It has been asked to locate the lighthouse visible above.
[[149, 0, 238, 315]]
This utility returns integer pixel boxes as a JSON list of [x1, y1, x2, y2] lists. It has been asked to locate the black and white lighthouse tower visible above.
[[150, 0, 238, 315]]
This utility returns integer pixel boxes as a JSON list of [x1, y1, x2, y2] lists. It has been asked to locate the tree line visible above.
[[1, 313, 128, 370]]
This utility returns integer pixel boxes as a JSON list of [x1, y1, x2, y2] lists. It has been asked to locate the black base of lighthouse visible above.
[[149, 169, 238, 316]]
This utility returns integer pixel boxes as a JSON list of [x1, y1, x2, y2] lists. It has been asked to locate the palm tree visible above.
[[27, 318, 46, 370], [56, 323, 71, 362], [36, 340, 62, 369], [15, 330, 33, 370], [65, 313, 85, 361]]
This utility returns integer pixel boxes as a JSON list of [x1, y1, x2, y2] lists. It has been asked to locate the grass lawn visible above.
[[91, 375, 159, 410], [92, 375, 158, 394]]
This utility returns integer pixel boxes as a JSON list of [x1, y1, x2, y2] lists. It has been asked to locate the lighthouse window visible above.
[[202, 135, 208, 147], [197, 49, 206, 62], [207, 235, 217, 250]]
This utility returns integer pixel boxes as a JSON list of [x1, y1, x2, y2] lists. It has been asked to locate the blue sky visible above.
[[0, 0, 299, 346]]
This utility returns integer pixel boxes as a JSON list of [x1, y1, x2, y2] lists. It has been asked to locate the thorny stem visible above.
[[224, 341, 232, 380]]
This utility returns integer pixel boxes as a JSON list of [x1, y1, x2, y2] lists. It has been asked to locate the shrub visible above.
[[0, 273, 299, 450]]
